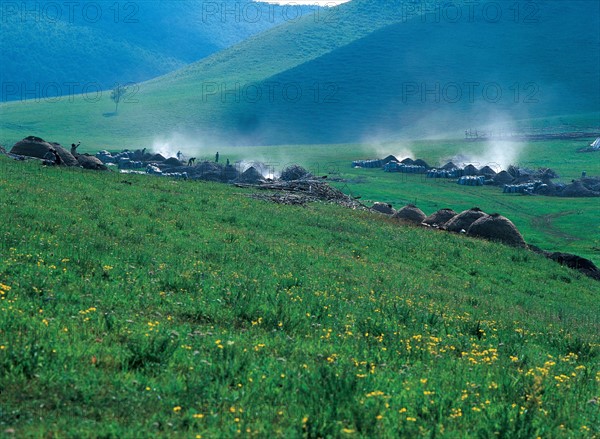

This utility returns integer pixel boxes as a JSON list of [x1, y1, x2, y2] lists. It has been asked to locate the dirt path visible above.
[[474, 196, 582, 244], [530, 211, 581, 241]]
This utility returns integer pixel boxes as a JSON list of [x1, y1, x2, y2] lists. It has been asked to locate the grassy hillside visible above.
[[0, 0, 317, 101], [122, 136, 599, 266], [235, 5, 600, 144], [1, 0, 598, 147], [0, 158, 600, 437], [0, 0, 398, 147], [0, 156, 598, 437]]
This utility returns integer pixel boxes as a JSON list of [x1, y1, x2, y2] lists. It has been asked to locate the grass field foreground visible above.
[[0, 157, 599, 437]]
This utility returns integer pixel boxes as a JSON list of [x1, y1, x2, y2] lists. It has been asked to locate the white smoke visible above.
[[150, 131, 228, 162], [448, 114, 524, 170], [360, 131, 416, 162], [151, 133, 200, 160], [236, 160, 279, 179], [469, 140, 519, 171]]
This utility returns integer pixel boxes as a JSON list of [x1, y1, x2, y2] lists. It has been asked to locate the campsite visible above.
[[1, 0, 599, 437], [1, 142, 600, 436]]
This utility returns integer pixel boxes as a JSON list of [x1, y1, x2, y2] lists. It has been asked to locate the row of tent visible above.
[[457, 176, 486, 186], [384, 162, 428, 173], [350, 155, 591, 197], [352, 155, 431, 170], [352, 159, 386, 168], [353, 156, 499, 177], [426, 167, 496, 179]]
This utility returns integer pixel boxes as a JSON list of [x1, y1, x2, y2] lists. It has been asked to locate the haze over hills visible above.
[[235, 0, 600, 143], [0, 0, 598, 148], [0, 0, 320, 101]]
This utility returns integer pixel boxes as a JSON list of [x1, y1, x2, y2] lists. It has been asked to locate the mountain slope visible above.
[[0, 0, 598, 148], [0, 18, 185, 100], [225, 1, 600, 143], [0, 0, 319, 101], [0, 0, 397, 147]]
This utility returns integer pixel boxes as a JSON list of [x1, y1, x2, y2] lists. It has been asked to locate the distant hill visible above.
[[231, 0, 600, 143], [0, 0, 319, 101], [0, 0, 598, 148]]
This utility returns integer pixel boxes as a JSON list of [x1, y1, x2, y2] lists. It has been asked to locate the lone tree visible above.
[[110, 84, 128, 113]]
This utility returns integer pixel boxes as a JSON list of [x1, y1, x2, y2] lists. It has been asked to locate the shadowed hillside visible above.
[[227, 1, 600, 143], [0, 0, 598, 147]]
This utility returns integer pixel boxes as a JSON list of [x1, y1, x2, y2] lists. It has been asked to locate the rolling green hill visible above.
[[0, 0, 319, 102], [239, 4, 600, 144], [0, 155, 598, 437], [160, 137, 600, 266], [1, 0, 598, 148]]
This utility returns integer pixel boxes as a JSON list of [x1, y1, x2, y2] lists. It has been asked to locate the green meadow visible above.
[[1, 0, 599, 436], [1, 0, 598, 147], [165, 136, 600, 266], [0, 154, 598, 437]]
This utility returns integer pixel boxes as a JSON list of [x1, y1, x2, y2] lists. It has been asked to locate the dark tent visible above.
[[77, 155, 108, 170], [441, 161, 457, 170], [423, 208, 458, 227], [479, 166, 497, 176], [148, 153, 166, 162], [493, 171, 514, 185], [382, 155, 399, 165], [10, 136, 78, 166], [467, 214, 527, 248], [392, 204, 427, 224], [163, 157, 184, 167], [371, 202, 395, 215], [238, 166, 264, 184], [444, 208, 489, 232], [463, 164, 479, 176], [413, 159, 430, 169], [558, 181, 600, 197]]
